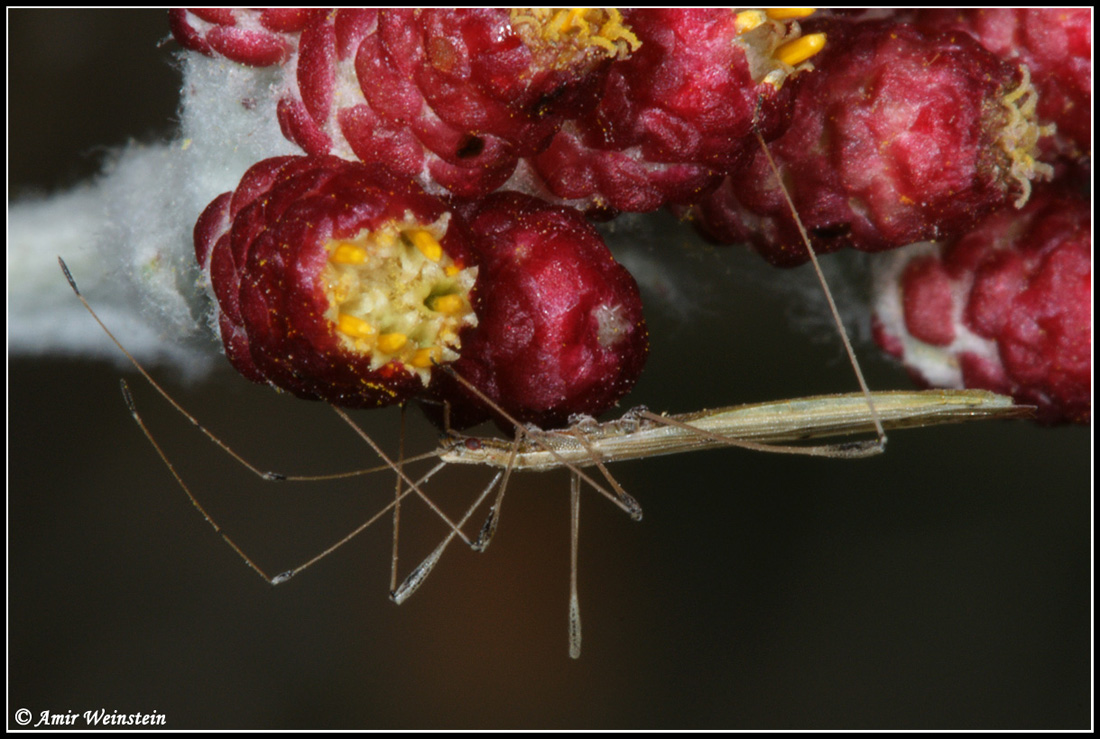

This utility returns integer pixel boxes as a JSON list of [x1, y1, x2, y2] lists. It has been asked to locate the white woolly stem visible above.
[[8, 52, 300, 378]]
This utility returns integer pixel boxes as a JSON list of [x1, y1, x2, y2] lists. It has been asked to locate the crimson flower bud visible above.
[[427, 192, 649, 430], [872, 187, 1090, 424], [194, 155, 479, 408], [688, 19, 1054, 266]]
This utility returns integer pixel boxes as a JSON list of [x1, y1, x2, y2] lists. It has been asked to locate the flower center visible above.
[[322, 213, 478, 384]]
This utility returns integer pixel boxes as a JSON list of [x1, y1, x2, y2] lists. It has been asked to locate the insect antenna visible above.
[[59, 257, 438, 483], [60, 256, 462, 585]]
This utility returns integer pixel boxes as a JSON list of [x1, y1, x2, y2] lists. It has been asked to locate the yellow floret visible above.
[[330, 242, 368, 265], [766, 8, 815, 21], [338, 313, 374, 339], [406, 228, 442, 262], [775, 32, 826, 66], [410, 346, 443, 369], [377, 333, 408, 354], [428, 293, 466, 315]]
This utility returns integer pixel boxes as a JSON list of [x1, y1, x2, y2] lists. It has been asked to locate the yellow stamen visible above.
[[766, 8, 816, 21], [428, 293, 465, 315], [735, 10, 767, 34], [330, 242, 368, 265], [377, 332, 408, 354], [559, 8, 587, 34], [406, 229, 442, 262], [337, 313, 374, 339], [444, 264, 460, 277], [775, 32, 826, 66], [410, 346, 442, 369]]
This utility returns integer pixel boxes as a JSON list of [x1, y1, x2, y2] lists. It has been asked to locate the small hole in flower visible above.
[[456, 135, 485, 159]]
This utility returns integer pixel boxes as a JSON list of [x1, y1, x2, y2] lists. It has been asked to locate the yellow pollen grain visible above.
[[766, 8, 815, 21], [338, 313, 374, 339], [406, 229, 443, 262], [377, 332, 408, 354], [410, 346, 442, 369], [776, 32, 826, 66], [429, 293, 465, 315], [444, 264, 460, 277], [330, 242, 368, 264]]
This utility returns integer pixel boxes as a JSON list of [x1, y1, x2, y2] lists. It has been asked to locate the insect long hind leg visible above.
[[752, 132, 886, 448]]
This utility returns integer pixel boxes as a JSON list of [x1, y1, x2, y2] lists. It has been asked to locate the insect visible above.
[[59, 252, 1031, 659]]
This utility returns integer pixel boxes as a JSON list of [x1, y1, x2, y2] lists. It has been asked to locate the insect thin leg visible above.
[[391, 470, 503, 604], [551, 427, 643, 520], [635, 410, 884, 459], [569, 471, 582, 660], [330, 404, 475, 548], [437, 363, 643, 519], [275, 461, 452, 584], [473, 426, 524, 552], [391, 405, 406, 593], [753, 132, 886, 446]]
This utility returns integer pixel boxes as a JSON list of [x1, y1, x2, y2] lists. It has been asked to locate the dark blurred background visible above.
[[9, 9, 1091, 729]]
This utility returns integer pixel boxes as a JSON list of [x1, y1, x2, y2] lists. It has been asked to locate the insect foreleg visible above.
[[390, 470, 503, 604]]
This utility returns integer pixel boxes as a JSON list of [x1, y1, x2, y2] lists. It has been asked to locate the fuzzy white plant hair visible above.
[[9, 52, 299, 378]]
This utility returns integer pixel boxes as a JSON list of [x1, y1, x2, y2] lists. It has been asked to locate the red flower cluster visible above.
[[174, 9, 1088, 425], [685, 18, 1055, 266], [872, 187, 1090, 424], [909, 8, 1092, 158], [194, 156, 647, 428]]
